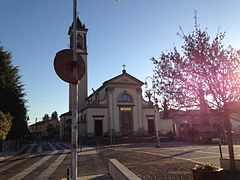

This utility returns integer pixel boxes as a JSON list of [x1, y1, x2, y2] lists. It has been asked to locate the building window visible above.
[[118, 92, 133, 102], [120, 107, 132, 111]]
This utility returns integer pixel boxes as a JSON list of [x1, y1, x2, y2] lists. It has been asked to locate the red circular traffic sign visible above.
[[54, 49, 85, 84]]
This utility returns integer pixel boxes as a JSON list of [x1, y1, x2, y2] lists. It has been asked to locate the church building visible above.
[[59, 18, 173, 140]]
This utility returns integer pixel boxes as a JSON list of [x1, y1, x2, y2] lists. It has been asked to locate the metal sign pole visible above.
[[71, 0, 78, 179], [53, 1, 85, 178]]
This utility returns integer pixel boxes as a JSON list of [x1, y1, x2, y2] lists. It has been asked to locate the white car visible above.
[[211, 138, 222, 144]]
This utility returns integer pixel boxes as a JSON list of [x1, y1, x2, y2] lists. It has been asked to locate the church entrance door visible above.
[[95, 119, 103, 136], [120, 107, 133, 136], [148, 119, 155, 136]]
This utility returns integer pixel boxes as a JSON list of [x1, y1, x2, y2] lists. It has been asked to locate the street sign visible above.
[[54, 49, 85, 84]]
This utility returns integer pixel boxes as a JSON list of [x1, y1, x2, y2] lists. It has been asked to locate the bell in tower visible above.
[[68, 17, 88, 54]]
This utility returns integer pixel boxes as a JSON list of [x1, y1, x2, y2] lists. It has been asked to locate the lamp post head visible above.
[[152, 84, 156, 92], [144, 82, 148, 89]]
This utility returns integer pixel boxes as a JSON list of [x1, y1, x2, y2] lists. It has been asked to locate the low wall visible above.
[[109, 159, 142, 180], [220, 158, 240, 171]]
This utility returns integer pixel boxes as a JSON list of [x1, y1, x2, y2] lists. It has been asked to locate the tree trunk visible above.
[[224, 115, 236, 171]]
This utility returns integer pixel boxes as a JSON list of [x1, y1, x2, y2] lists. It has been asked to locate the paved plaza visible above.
[[113, 141, 240, 167], [0, 141, 239, 179]]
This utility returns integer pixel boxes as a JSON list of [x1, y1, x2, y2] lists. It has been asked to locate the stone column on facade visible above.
[[137, 88, 144, 135], [107, 87, 115, 136]]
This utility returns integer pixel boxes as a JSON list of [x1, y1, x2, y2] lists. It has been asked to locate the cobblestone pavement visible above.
[[99, 148, 195, 180], [99, 141, 240, 180], [113, 141, 240, 167]]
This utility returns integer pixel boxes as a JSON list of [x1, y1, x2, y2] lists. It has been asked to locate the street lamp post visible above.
[[145, 76, 160, 148]]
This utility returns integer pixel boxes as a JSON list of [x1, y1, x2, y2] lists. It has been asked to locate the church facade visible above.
[[59, 18, 173, 140], [80, 69, 157, 137]]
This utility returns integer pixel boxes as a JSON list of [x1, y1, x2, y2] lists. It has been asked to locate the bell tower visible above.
[[68, 17, 88, 110]]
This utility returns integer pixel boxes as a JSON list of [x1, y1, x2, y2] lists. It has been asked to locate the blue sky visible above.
[[0, 0, 240, 125]]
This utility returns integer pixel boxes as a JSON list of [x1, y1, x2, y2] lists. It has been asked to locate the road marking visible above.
[[8, 150, 58, 180], [55, 143, 64, 150], [37, 143, 42, 153], [56, 142, 67, 150], [0, 159, 26, 173], [135, 146, 228, 158], [35, 150, 68, 180], [78, 146, 97, 155], [0, 154, 36, 173], [145, 148, 224, 161], [27, 142, 36, 154], [189, 155, 220, 160], [48, 142, 56, 150], [196, 150, 228, 157], [123, 149, 203, 165], [156, 148, 227, 157], [116, 148, 220, 168], [157, 147, 214, 152]]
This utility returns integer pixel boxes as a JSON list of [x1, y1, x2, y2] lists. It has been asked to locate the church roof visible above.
[[104, 70, 143, 86], [68, 17, 87, 35], [87, 70, 143, 99]]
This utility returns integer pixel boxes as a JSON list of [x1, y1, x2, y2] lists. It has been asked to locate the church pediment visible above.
[[87, 71, 144, 100], [112, 76, 138, 84], [105, 71, 143, 86]]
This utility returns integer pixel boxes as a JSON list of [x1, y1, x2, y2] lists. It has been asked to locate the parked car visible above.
[[211, 137, 222, 144]]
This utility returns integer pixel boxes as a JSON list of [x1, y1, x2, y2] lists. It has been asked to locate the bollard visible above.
[[218, 140, 223, 158], [67, 168, 71, 180]]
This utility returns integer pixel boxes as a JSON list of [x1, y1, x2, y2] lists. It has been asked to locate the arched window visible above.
[[118, 92, 133, 102]]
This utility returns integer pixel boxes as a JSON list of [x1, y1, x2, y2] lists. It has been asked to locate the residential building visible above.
[[29, 119, 59, 140]]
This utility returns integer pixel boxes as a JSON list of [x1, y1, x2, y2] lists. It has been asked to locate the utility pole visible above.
[[71, 0, 78, 179]]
